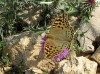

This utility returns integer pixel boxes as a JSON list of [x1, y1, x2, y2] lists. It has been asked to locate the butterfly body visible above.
[[43, 13, 74, 59]]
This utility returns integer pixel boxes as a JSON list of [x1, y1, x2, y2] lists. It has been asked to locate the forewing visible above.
[[50, 13, 74, 41]]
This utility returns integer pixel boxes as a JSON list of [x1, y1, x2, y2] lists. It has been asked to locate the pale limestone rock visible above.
[[77, 0, 100, 52], [0, 67, 4, 74], [77, 19, 95, 53], [91, 46, 100, 65], [3, 31, 43, 68], [3, 67, 12, 72], [56, 56, 97, 74]]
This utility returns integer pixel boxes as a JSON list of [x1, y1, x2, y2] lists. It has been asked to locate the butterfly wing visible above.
[[44, 38, 71, 59], [50, 13, 74, 41]]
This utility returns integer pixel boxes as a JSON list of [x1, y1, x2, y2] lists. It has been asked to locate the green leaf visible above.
[[0, 41, 5, 47]]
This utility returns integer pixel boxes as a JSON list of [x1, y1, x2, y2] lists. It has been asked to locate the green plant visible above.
[[9, 65, 25, 74], [0, 41, 6, 59], [0, 0, 41, 39], [44, 71, 48, 74], [1, 53, 10, 66]]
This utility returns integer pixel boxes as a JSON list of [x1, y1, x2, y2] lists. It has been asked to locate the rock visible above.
[[3, 31, 43, 69], [18, 6, 42, 26], [56, 56, 97, 74], [77, 0, 100, 52], [92, 35, 100, 50], [0, 67, 4, 74], [37, 59, 55, 72], [77, 24, 95, 53], [91, 46, 100, 65], [3, 67, 12, 72], [25, 67, 43, 74], [0, 62, 4, 74]]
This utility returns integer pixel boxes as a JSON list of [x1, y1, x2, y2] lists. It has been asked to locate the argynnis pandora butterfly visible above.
[[42, 13, 75, 61]]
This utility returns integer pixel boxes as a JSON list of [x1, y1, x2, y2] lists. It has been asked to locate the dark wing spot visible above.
[[57, 26, 63, 30]]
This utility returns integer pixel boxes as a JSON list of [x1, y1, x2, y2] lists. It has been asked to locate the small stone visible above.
[[25, 67, 43, 74], [3, 67, 12, 72], [56, 56, 97, 74], [37, 59, 55, 72], [91, 46, 100, 65], [0, 67, 4, 74]]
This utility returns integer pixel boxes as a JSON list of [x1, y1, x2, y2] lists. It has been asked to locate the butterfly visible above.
[[43, 13, 75, 59]]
